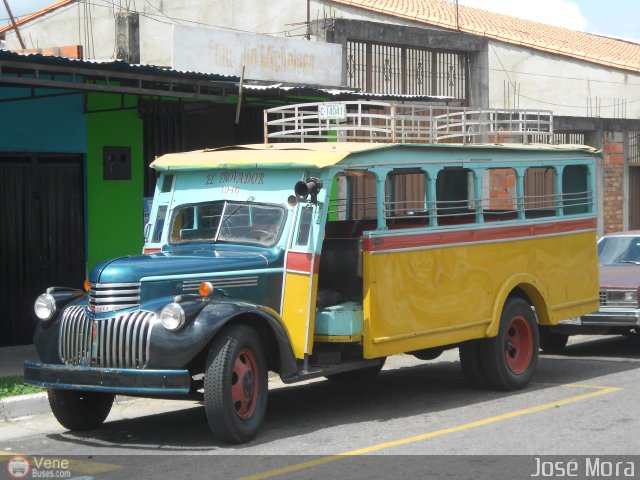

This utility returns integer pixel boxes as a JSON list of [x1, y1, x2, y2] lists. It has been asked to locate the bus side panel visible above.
[[281, 271, 318, 359], [362, 223, 599, 359]]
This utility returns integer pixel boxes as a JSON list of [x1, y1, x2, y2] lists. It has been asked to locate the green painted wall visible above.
[[86, 93, 143, 271]]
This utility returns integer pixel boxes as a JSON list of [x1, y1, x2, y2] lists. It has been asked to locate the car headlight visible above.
[[34, 293, 56, 321], [160, 303, 186, 331], [624, 291, 637, 303]]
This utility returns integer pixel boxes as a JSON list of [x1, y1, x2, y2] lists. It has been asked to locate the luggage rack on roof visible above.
[[263, 101, 554, 145]]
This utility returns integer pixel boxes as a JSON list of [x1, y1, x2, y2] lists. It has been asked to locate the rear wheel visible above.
[[48, 389, 114, 431], [480, 298, 539, 391], [539, 326, 569, 353], [204, 324, 268, 444]]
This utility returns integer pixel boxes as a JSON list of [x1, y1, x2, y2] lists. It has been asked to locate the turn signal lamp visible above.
[[199, 282, 214, 297], [84, 279, 90, 292]]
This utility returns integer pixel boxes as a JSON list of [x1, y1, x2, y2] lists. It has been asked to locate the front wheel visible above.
[[204, 324, 268, 444], [48, 389, 114, 431], [480, 298, 539, 391]]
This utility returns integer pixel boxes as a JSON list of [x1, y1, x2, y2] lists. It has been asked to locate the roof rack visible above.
[[264, 101, 554, 145]]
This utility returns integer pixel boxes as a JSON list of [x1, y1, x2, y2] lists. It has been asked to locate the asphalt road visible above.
[[1, 335, 639, 480]]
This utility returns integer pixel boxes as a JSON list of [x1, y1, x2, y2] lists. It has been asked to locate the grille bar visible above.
[[59, 305, 154, 368], [88, 282, 141, 313], [182, 276, 258, 293]]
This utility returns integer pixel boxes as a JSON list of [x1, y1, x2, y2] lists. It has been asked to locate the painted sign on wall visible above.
[[172, 25, 342, 86]]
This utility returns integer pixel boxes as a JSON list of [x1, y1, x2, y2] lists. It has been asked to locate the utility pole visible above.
[[2, 0, 26, 49]]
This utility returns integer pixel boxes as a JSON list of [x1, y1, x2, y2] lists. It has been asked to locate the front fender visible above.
[[147, 300, 298, 378]]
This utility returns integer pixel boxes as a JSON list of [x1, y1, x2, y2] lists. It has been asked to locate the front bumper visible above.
[[24, 361, 192, 396], [580, 308, 640, 327]]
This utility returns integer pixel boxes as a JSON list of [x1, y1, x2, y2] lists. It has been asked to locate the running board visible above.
[[280, 358, 383, 384]]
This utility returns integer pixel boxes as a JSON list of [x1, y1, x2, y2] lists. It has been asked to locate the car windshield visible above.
[[598, 235, 640, 265], [169, 201, 286, 247]]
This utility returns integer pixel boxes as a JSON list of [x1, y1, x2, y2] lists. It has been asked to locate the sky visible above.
[[2, 0, 640, 43]]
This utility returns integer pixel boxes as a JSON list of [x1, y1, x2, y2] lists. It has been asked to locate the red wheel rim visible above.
[[504, 316, 533, 375], [231, 348, 259, 419]]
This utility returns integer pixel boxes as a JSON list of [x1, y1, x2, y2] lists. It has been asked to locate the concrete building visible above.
[[3, 0, 640, 234]]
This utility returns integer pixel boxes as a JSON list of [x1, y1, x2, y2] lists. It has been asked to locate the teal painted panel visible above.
[[315, 302, 363, 336], [0, 87, 86, 153]]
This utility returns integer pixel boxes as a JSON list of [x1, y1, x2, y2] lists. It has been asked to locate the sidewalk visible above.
[[0, 344, 39, 377], [0, 344, 48, 421]]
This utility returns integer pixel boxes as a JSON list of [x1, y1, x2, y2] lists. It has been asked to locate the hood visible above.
[[599, 264, 640, 289], [90, 247, 284, 284]]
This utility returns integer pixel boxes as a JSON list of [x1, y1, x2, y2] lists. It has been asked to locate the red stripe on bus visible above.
[[143, 248, 162, 254], [362, 217, 597, 252], [286, 251, 320, 274]]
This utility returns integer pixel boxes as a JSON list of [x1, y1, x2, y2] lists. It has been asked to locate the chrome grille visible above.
[[88, 282, 141, 313], [59, 305, 155, 368]]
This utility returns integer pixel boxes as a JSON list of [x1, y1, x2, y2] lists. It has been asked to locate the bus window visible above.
[[385, 169, 428, 228], [326, 171, 378, 237], [524, 167, 557, 218], [436, 167, 475, 225], [295, 205, 314, 246], [482, 168, 517, 222], [562, 165, 591, 215]]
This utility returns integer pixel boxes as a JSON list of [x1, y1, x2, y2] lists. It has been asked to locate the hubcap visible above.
[[504, 316, 533, 375], [231, 349, 259, 419]]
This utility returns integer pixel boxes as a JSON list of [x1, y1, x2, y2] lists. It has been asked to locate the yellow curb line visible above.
[[240, 383, 622, 480]]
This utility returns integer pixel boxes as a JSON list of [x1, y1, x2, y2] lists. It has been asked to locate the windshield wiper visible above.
[[621, 260, 640, 264], [214, 196, 255, 242]]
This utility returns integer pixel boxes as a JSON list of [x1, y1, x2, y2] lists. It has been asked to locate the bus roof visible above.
[[150, 143, 599, 171]]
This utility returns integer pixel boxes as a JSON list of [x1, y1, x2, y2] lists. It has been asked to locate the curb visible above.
[[0, 393, 140, 422], [0, 392, 49, 421]]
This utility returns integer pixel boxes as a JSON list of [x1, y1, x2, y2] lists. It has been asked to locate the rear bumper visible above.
[[23, 361, 191, 396]]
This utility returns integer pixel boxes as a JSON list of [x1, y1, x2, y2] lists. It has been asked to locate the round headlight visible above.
[[34, 293, 56, 321], [624, 291, 637, 302], [160, 303, 186, 331]]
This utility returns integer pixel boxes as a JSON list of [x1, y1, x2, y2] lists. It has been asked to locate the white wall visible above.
[[172, 26, 342, 85], [487, 41, 640, 119]]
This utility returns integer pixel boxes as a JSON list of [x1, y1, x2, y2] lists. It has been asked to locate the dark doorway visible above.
[[0, 155, 85, 346]]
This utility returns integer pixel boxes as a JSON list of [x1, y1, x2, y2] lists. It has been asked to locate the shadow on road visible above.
[[46, 335, 639, 451]]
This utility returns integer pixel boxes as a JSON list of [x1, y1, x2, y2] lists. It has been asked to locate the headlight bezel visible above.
[[160, 302, 186, 331], [34, 293, 57, 321]]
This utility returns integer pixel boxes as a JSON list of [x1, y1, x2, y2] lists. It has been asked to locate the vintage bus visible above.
[[25, 102, 599, 443]]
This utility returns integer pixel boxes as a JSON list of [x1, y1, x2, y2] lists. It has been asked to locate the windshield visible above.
[[598, 235, 640, 265], [169, 201, 287, 247]]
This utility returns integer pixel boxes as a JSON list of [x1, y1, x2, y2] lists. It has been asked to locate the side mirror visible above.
[[294, 177, 323, 204]]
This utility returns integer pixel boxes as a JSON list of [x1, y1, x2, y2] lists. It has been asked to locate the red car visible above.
[[540, 230, 640, 352]]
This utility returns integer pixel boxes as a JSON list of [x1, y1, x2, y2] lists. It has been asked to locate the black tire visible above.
[[539, 326, 569, 353], [325, 357, 386, 381], [47, 389, 114, 431], [412, 347, 444, 361], [204, 324, 268, 444], [459, 340, 488, 389], [480, 298, 539, 391]]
